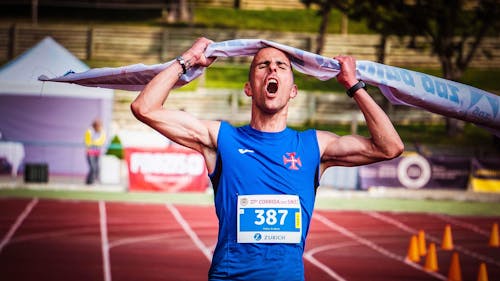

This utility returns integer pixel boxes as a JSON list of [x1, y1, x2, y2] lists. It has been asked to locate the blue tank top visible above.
[[208, 121, 320, 281]]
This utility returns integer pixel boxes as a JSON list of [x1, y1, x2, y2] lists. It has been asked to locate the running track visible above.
[[0, 198, 498, 281]]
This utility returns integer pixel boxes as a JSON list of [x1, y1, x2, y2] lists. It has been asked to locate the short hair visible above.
[[248, 47, 294, 82]]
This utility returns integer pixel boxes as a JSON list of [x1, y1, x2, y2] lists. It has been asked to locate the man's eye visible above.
[[277, 63, 288, 70]]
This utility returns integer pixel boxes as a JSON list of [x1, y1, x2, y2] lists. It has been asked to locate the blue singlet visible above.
[[208, 121, 320, 281]]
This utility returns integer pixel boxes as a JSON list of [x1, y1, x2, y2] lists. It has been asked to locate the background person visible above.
[[84, 118, 106, 185], [131, 37, 404, 280]]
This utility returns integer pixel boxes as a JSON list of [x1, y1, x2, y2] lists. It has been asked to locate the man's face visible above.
[[245, 47, 297, 114]]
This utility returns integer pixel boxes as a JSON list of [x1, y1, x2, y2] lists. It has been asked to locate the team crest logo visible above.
[[283, 152, 302, 170]]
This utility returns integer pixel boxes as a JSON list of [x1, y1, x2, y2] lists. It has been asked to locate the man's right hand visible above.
[[182, 37, 216, 69]]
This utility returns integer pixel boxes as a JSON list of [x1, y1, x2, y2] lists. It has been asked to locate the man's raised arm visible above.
[[318, 55, 404, 169], [130, 37, 219, 171]]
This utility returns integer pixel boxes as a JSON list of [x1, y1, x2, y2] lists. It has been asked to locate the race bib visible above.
[[237, 194, 302, 243]]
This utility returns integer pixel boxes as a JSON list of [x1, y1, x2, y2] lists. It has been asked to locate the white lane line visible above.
[[99, 201, 112, 281], [366, 211, 418, 233], [304, 242, 359, 281], [110, 232, 184, 249], [432, 214, 489, 237], [11, 227, 97, 243], [313, 213, 446, 280], [165, 203, 212, 262], [367, 211, 500, 267], [0, 198, 38, 254], [304, 253, 348, 281]]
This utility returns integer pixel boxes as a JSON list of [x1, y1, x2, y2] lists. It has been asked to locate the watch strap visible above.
[[346, 80, 366, 97], [176, 56, 187, 74]]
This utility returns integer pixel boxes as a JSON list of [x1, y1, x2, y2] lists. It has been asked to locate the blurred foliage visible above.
[[106, 135, 123, 159]]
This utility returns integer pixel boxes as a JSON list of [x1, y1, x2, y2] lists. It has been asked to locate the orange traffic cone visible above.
[[477, 262, 489, 281], [489, 222, 499, 248], [424, 242, 438, 272], [406, 234, 420, 262], [448, 252, 462, 281], [442, 224, 454, 250], [418, 229, 427, 256]]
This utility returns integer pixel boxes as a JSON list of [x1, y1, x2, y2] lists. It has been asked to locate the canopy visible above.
[[0, 37, 114, 176]]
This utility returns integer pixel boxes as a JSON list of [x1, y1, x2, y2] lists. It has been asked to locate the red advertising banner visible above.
[[124, 146, 208, 192]]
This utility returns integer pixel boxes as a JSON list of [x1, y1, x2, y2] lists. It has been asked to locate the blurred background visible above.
[[0, 0, 499, 198]]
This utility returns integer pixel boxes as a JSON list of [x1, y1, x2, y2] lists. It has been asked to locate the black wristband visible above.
[[346, 80, 367, 97], [176, 56, 187, 74]]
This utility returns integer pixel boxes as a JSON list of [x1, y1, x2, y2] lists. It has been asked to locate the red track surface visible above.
[[0, 198, 498, 281]]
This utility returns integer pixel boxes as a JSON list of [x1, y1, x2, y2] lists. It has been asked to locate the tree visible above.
[[165, 0, 191, 23], [234, 0, 241, 9], [349, 0, 499, 135], [300, 0, 349, 54]]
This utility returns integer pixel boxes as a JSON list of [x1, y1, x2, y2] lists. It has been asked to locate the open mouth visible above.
[[266, 78, 278, 94]]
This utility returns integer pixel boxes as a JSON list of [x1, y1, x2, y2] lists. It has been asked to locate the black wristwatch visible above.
[[346, 80, 367, 97], [176, 56, 187, 74]]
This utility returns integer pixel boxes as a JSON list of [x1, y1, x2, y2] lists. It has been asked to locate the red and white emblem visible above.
[[283, 152, 302, 170]]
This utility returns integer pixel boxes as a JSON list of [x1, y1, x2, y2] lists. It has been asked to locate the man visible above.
[[131, 37, 403, 280], [84, 118, 106, 185]]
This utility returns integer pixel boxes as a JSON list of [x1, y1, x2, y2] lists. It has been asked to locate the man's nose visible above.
[[268, 62, 278, 72]]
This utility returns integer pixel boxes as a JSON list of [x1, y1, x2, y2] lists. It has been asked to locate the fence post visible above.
[[307, 93, 317, 124], [340, 13, 348, 35], [86, 26, 94, 61], [160, 28, 169, 61], [231, 90, 239, 116], [8, 24, 18, 60], [31, 0, 38, 26], [351, 112, 358, 135]]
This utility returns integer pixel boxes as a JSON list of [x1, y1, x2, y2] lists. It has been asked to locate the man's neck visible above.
[[250, 110, 288, 132]]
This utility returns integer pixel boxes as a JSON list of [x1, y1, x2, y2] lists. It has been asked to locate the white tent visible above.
[[0, 37, 114, 176]]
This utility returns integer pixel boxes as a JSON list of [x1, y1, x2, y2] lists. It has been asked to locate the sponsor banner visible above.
[[359, 152, 469, 189], [124, 146, 208, 192], [471, 157, 500, 193]]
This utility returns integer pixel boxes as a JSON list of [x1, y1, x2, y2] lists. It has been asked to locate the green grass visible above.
[[193, 8, 372, 34], [0, 6, 371, 33], [1, 188, 498, 216]]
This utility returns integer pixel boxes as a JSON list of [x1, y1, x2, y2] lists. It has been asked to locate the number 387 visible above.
[[254, 209, 288, 226]]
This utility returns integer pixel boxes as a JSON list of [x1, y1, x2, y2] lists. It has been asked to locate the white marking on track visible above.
[[99, 201, 112, 281], [165, 203, 213, 262], [313, 212, 446, 280], [11, 227, 97, 243], [367, 211, 500, 267], [108, 231, 216, 249], [0, 198, 38, 254], [304, 242, 359, 281], [432, 214, 489, 236]]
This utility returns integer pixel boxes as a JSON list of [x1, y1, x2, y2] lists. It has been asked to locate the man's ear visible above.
[[290, 84, 298, 99], [244, 82, 252, 97]]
